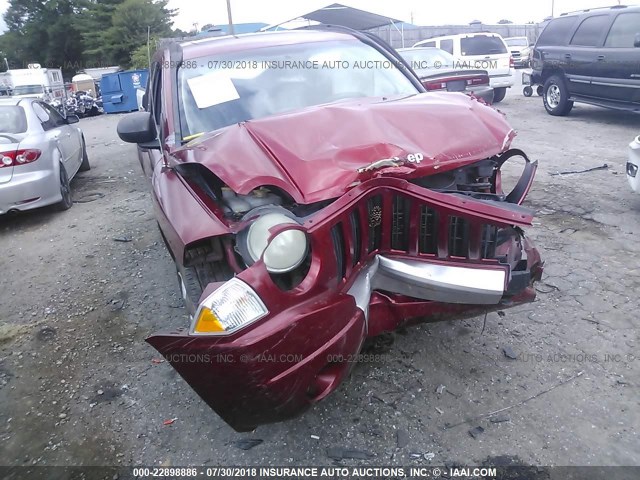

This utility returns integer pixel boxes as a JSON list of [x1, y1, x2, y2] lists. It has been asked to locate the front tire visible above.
[[543, 75, 573, 116], [176, 241, 235, 315], [55, 164, 73, 211], [523, 86, 533, 97], [493, 87, 507, 103]]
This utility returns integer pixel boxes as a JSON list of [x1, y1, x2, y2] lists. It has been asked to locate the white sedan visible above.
[[628, 134, 640, 193], [0, 97, 89, 214]]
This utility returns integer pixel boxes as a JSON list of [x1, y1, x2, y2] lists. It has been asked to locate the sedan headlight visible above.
[[191, 278, 268, 335], [242, 210, 308, 273]]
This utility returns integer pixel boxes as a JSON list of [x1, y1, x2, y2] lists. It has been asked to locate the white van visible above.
[[413, 33, 515, 102]]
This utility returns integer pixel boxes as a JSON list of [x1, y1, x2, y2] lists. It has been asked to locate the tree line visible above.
[[0, 0, 189, 77]]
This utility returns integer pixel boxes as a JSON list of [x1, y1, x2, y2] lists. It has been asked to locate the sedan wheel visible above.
[[55, 164, 73, 211]]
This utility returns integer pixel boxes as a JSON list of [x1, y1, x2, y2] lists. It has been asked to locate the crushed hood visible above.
[[177, 92, 515, 204]]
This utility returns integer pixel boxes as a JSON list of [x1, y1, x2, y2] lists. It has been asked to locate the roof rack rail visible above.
[[560, 4, 627, 16]]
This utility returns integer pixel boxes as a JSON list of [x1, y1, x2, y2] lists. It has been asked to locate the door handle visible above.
[[597, 55, 606, 61], [564, 54, 572, 59]]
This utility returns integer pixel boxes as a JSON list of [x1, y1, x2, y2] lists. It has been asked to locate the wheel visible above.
[[79, 137, 90, 171], [493, 87, 507, 103], [523, 86, 533, 97], [543, 75, 573, 116], [175, 241, 234, 315], [55, 163, 73, 211], [536, 85, 544, 96], [177, 265, 204, 315]]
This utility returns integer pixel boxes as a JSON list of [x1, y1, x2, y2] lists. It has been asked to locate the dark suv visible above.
[[531, 5, 640, 115]]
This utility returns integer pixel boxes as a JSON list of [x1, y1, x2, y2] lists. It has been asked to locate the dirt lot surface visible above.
[[1, 86, 639, 471]]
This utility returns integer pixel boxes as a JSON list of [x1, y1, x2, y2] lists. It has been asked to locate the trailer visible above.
[[2, 64, 65, 101]]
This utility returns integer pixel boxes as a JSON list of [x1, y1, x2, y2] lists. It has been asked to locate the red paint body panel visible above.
[[179, 30, 359, 62], [149, 177, 543, 431], [118, 29, 546, 433], [152, 162, 229, 263], [148, 296, 366, 431], [176, 93, 515, 203]]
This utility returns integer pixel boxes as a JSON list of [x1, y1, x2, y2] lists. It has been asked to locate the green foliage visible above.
[[103, 0, 175, 66], [76, 0, 128, 67], [129, 41, 152, 70], [0, 0, 177, 76]]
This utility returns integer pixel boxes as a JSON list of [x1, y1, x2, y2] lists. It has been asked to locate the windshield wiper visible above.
[[182, 132, 204, 143]]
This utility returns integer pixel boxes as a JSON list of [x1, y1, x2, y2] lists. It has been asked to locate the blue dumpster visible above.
[[100, 70, 148, 113]]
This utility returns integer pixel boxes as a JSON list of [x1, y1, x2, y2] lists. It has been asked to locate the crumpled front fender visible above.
[[147, 294, 365, 432]]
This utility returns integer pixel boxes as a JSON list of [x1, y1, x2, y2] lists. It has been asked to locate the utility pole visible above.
[[226, 0, 235, 35], [551, 0, 555, 17]]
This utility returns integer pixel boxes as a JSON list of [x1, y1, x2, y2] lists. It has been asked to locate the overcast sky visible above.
[[0, 0, 626, 33]]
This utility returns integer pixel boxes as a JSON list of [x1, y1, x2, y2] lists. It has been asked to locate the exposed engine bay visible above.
[[174, 148, 537, 306]]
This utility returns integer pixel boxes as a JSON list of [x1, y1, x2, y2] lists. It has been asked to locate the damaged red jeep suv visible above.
[[117, 27, 543, 431]]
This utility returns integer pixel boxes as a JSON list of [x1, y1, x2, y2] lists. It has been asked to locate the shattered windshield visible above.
[[178, 39, 418, 139]]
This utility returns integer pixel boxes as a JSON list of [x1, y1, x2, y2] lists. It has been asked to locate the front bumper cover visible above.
[[148, 176, 543, 431], [148, 244, 540, 432]]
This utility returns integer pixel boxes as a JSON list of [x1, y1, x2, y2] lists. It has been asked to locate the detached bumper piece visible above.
[[148, 178, 542, 431]]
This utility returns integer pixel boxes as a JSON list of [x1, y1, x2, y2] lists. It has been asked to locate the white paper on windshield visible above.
[[187, 72, 240, 109]]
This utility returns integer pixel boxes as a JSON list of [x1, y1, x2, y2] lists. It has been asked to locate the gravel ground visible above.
[[1, 85, 639, 470]]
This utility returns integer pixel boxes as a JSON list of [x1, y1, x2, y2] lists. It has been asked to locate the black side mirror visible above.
[[66, 115, 80, 124], [117, 111, 157, 145], [634, 33, 640, 47]]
